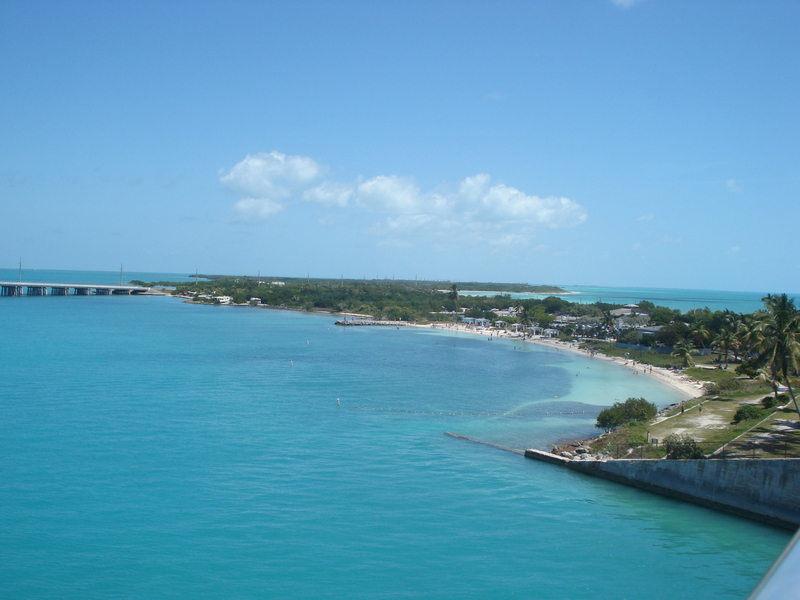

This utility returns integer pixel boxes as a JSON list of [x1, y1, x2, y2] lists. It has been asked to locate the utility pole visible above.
[[18, 258, 22, 282], [120, 264, 123, 285]]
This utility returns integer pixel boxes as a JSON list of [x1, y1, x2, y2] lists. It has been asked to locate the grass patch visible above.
[[589, 422, 667, 458], [683, 367, 738, 384], [723, 408, 800, 458], [589, 395, 795, 458], [683, 368, 771, 397], [575, 343, 800, 459], [581, 341, 683, 369]]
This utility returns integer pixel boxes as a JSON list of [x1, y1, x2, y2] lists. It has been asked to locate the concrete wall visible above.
[[525, 450, 800, 530]]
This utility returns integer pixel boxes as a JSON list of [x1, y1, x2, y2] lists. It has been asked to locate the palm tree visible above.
[[690, 322, 711, 350], [519, 306, 533, 335], [755, 366, 781, 402], [449, 284, 459, 313], [671, 340, 696, 368], [714, 327, 738, 365], [601, 308, 614, 330], [736, 315, 763, 360], [756, 294, 800, 418], [721, 309, 739, 329]]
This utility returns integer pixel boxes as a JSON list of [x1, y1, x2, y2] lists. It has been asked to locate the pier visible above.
[[0, 281, 150, 297]]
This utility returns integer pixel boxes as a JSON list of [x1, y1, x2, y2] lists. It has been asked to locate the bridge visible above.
[[0, 281, 150, 297]]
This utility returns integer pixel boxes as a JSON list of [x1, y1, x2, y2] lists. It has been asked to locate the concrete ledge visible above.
[[524, 449, 571, 465], [525, 450, 800, 530]]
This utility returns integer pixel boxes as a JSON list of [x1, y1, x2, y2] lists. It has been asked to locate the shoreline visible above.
[[181, 297, 704, 402], [412, 322, 704, 400]]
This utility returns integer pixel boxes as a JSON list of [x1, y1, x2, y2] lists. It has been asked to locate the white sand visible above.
[[412, 322, 704, 400]]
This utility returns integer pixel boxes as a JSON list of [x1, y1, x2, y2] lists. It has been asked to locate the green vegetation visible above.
[[583, 341, 684, 369], [588, 394, 795, 460], [725, 409, 800, 458], [733, 405, 766, 423], [754, 294, 800, 417], [762, 394, 786, 409], [184, 274, 565, 294], [595, 397, 658, 432], [671, 340, 696, 368], [663, 433, 706, 459], [154, 276, 575, 324]]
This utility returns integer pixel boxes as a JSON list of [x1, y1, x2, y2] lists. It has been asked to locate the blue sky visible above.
[[1, 1, 798, 292]]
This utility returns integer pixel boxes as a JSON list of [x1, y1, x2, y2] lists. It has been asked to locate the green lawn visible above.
[[588, 394, 799, 459]]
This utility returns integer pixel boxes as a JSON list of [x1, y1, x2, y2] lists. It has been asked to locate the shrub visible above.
[[733, 405, 765, 424], [664, 433, 705, 459], [617, 329, 640, 345], [735, 358, 760, 378], [762, 396, 782, 409], [596, 397, 658, 432], [704, 378, 746, 396]]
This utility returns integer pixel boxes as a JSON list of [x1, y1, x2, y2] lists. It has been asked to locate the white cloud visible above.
[[220, 151, 322, 199], [636, 214, 654, 221], [220, 151, 588, 244], [479, 184, 586, 228], [359, 174, 585, 243], [303, 181, 353, 207], [220, 151, 325, 221], [458, 173, 491, 202], [229, 198, 284, 222], [612, 0, 643, 7], [726, 179, 743, 193], [729, 246, 741, 254], [356, 175, 422, 214]]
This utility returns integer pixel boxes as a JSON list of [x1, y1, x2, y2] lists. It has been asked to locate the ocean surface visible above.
[[0, 267, 204, 285], [0, 273, 793, 599], [460, 285, 800, 315], [3, 268, 791, 314]]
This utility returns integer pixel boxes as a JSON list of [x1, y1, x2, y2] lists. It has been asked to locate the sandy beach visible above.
[[415, 322, 705, 400]]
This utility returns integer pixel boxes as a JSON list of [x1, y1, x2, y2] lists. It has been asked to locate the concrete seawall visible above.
[[525, 450, 800, 530]]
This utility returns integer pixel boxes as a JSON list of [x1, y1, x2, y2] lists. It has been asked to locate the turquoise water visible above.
[[0, 292, 791, 599], [460, 285, 798, 314], [0, 267, 203, 285], [560, 285, 791, 314], [5, 268, 789, 314]]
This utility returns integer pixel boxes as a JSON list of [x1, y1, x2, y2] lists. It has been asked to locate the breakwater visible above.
[[525, 449, 800, 530]]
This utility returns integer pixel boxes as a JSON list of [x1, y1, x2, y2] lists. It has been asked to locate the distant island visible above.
[[130, 276, 568, 323], [171, 275, 567, 295]]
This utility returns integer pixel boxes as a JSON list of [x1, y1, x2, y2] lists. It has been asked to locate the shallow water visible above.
[[0, 294, 790, 599], [459, 284, 795, 314]]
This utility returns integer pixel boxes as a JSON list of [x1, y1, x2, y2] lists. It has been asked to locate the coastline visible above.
[[413, 322, 704, 400], [184, 296, 704, 400], [181, 297, 703, 402]]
